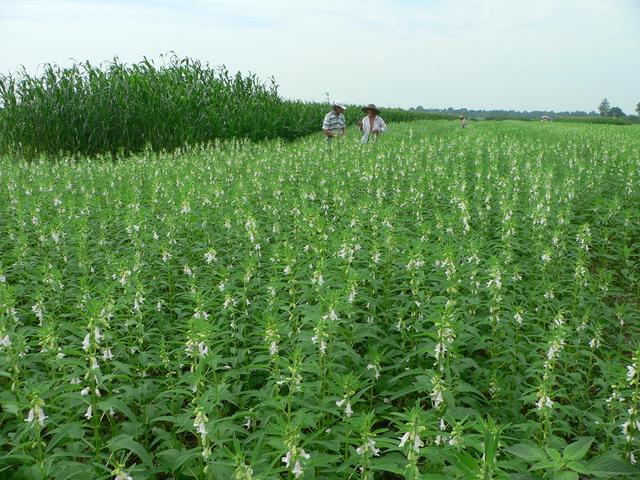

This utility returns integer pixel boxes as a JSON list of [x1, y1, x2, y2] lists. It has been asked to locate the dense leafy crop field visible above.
[[0, 56, 436, 157], [1, 121, 639, 479]]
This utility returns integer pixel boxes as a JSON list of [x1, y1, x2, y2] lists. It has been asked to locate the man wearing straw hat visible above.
[[358, 104, 387, 143], [323, 101, 347, 141]]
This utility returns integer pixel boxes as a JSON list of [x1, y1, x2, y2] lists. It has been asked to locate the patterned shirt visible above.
[[322, 111, 346, 134]]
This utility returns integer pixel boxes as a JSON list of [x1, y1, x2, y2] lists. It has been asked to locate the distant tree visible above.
[[608, 106, 626, 118], [598, 98, 611, 116], [636, 102, 640, 116]]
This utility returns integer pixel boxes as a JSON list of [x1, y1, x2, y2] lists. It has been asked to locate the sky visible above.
[[0, 0, 638, 113]]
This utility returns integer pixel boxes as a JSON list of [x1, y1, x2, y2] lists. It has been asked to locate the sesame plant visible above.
[[0, 120, 639, 479]]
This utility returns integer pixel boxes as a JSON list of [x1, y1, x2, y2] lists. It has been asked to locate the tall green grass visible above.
[[0, 55, 426, 157]]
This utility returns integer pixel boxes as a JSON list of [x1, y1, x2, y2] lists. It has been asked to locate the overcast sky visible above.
[[1, 0, 638, 113]]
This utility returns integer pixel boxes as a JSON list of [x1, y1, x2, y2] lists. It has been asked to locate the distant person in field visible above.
[[323, 101, 347, 140], [358, 104, 387, 143], [460, 116, 467, 128]]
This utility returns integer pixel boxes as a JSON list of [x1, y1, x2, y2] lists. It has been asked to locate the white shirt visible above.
[[360, 116, 387, 143]]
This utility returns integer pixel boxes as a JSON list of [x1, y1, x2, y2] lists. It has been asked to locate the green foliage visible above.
[[1, 120, 639, 478], [555, 116, 636, 125], [0, 55, 425, 157], [598, 98, 611, 116]]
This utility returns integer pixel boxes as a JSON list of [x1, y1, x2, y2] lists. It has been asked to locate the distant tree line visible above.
[[411, 101, 639, 123], [597, 98, 639, 119], [409, 106, 601, 119]]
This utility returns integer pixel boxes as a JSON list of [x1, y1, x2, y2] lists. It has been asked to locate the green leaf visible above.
[[566, 460, 590, 474], [107, 434, 153, 467], [504, 443, 547, 462], [556, 471, 579, 480], [562, 436, 594, 461], [98, 398, 137, 423], [587, 454, 640, 478], [45, 422, 86, 453], [545, 447, 561, 462]]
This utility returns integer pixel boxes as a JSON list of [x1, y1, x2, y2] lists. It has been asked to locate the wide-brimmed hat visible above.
[[332, 100, 347, 110], [362, 104, 380, 114]]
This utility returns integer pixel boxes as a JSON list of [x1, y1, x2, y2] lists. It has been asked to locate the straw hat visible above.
[[332, 100, 347, 110], [362, 104, 380, 114]]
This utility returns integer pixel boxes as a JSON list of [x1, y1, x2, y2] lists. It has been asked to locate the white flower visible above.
[[536, 395, 553, 411], [204, 250, 217, 264], [25, 405, 47, 427], [541, 252, 551, 262], [398, 431, 410, 448], [198, 342, 208, 357], [81, 387, 90, 396], [281, 450, 292, 468], [0, 274, 5, 283], [367, 363, 380, 380], [292, 460, 303, 478], [336, 399, 346, 408], [431, 389, 444, 408], [627, 365, 637, 382], [348, 288, 357, 303], [102, 348, 114, 360], [622, 420, 631, 438], [345, 402, 353, 417], [269, 341, 278, 356], [82, 334, 91, 351], [589, 338, 600, 349], [0, 335, 10, 348], [114, 471, 133, 480], [356, 438, 380, 457], [193, 410, 208, 441], [84, 405, 93, 420], [406, 258, 425, 270]]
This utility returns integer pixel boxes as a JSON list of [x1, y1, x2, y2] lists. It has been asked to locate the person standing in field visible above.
[[323, 101, 347, 140], [358, 104, 387, 143], [460, 115, 467, 128]]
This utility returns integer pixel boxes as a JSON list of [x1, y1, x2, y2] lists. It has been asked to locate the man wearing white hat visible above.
[[323, 101, 347, 140]]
